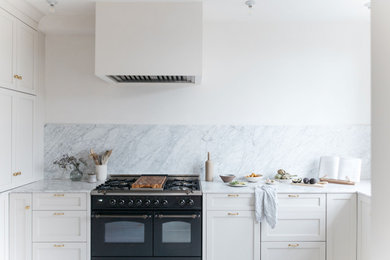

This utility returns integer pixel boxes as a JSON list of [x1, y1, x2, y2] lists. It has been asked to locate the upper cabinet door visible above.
[[15, 21, 37, 94], [13, 93, 35, 186], [0, 89, 13, 189], [0, 8, 15, 90]]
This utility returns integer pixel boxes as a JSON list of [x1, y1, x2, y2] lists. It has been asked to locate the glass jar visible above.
[[70, 168, 83, 181]]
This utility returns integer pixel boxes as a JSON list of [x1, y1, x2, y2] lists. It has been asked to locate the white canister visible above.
[[88, 174, 97, 183], [318, 156, 340, 179], [95, 165, 108, 181]]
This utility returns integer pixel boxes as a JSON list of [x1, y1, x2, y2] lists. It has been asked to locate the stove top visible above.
[[92, 175, 201, 195]]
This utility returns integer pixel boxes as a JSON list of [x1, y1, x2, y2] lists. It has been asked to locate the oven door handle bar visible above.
[[155, 214, 200, 219], [92, 214, 152, 219]]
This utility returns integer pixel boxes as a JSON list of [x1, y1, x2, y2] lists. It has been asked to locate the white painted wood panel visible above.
[[206, 210, 260, 260], [0, 8, 15, 89], [33, 243, 87, 260], [261, 242, 325, 260], [10, 193, 32, 260], [262, 211, 325, 241], [0, 192, 9, 260], [0, 89, 13, 189], [33, 211, 87, 242], [357, 194, 371, 260], [327, 193, 357, 260], [278, 194, 325, 211], [12, 93, 34, 186], [206, 193, 254, 211], [33, 193, 87, 211]]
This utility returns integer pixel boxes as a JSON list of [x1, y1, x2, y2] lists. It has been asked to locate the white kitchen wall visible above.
[[44, 20, 370, 125]]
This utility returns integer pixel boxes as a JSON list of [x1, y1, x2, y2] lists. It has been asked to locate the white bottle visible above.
[[205, 152, 214, 182]]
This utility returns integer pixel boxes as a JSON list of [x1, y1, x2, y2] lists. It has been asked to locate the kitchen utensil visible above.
[[219, 174, 236, 183]]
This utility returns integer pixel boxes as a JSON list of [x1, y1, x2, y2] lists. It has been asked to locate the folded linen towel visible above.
[[255, 185, 278, 228]]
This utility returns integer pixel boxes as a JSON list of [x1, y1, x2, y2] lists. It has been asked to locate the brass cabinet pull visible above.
[[25, 206, 30, 210], [53, 212, 64, 216], [53, 194, 65, 197], [288, 194, 299, 198], [288, 244, 299, 248], [227, 212, 239, 216], [13, 172, 21, 176], [18, 75, 22, 80], [53, 244, 64, 248], [228, 194, 239, 197], [13, 75, 22, 80]]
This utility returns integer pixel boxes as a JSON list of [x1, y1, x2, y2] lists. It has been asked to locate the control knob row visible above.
[[109, 199, 169, 207], [179, 199, 194, 206]]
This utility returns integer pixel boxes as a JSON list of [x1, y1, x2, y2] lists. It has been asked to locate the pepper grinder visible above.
[[205, 152, 214, 182]]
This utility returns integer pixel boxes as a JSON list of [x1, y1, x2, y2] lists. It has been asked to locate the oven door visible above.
[[91, 211, 153, 257], [154, 211, 202, 257]]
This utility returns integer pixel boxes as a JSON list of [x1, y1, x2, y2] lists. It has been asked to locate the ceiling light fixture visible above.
[[47, 0, 58, 13], [245, 0, 256, 9]]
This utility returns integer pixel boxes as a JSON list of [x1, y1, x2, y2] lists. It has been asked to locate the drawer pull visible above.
[[25, 206, 30, 210], [53, 244, 64, 248], [288, 194, 299, 198], [288, 244, 299, 248], [53, 212, 64, 216], [12, 172, 21, 176], [228, 212, 239, 216], [228, 194, 239, 197], [53, 194, 65, 197]]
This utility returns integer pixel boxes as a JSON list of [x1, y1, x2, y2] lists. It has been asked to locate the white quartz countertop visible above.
[[10, 179, 371, 197], [201, 179, 371, 197], [10, 179, 103, 193]]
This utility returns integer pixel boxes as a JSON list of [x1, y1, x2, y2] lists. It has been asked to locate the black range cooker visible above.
[[91, 175, 202, 260]]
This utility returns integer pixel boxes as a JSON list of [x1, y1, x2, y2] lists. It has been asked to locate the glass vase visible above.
[[70, 168, 83, 181]]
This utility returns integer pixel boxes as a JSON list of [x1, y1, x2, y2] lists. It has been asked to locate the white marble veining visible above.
[[44, 124, 370, 180], [10, 179, 371, 197], [10, 179, 103, 193], [201, 179, 371, 196]]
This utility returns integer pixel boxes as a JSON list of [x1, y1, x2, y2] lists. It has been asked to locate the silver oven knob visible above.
[[162, 200, 168, 206], [144, 199, 151, 206], [187, 199, 194, 206], [109, 199, 116, 205], [153, 200, 160, 206], [128, 200, 134, 206], [178, 199, 186, 206], [136, 199, 143, 206], [118, 199, 125, 205]]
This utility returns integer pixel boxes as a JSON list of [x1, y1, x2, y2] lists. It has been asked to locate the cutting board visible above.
[[320, 178, 355, 185], [132, 176, 167, 189], [291, 182, 327, 188]]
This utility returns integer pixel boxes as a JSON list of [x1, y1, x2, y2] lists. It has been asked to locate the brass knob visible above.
[[14, 75, 18, 79], [18, 75, 22, 80], [288, 244, 299, 248], [13, 172, 21, 176], [25, 206, 30, 210], [227, 212, 239, 216], [53, 212, 64, 216], [53, 244, 64, 248]]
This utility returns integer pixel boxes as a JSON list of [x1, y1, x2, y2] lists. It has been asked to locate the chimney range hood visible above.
[[95, 2, 203, 85]]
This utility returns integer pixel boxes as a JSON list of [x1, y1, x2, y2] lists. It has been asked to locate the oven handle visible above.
[[92, 214, 152, 219], [155, 214, 201, 219]]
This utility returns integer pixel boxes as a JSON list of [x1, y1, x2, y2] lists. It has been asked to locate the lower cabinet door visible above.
[[261, 242, 326, 260], [206, 210, 260, 260], [33, 243, 86, 260], [33, 211, 87, 242]]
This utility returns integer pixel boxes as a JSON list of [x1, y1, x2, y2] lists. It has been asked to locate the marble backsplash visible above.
[[44, 124, 371, 180]]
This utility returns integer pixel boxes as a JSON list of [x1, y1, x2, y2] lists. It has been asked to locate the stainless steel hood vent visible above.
[[107, 75, 196, 84]]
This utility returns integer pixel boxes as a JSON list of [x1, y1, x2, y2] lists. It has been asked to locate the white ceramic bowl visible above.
[[245, 176, 263, 183]]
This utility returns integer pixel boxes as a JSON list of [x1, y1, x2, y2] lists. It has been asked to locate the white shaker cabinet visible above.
[[357, 194, 371, 260], [0, 192, 9, 260], [261, 242, 326, 260], [206, 210, 260, 260], [327, 193, 357, 260], [0, 7, 38, 95], [0, 89, 13, 190], [10, 193, 32, 260], [33, 243, 87, 260]]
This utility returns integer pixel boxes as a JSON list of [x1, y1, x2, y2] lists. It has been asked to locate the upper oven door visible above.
[[91, 211, 153, 257], [154, 211, 202, 257]]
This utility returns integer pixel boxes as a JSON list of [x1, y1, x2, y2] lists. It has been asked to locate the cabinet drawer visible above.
[[33, 211, 87, 242], [33, 243, 86, 260], [33, 193, 87, 210], [261, 242, 325, 260], [206, 194, 254, 210], [278, 194, 325, 212], [261, 211, 325, 241]]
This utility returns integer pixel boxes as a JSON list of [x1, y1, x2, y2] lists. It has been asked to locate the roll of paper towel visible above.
[[338, 157, 362, 182], [318, 156, 340, 179]]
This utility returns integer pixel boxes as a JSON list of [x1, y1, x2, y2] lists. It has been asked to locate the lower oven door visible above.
[[91, 211, 153, 257], [154, 211, 202, 257]]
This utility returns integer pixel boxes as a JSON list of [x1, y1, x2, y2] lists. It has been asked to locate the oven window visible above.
[[105, 221, 145, 243], [162, 221, 191, 243]]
